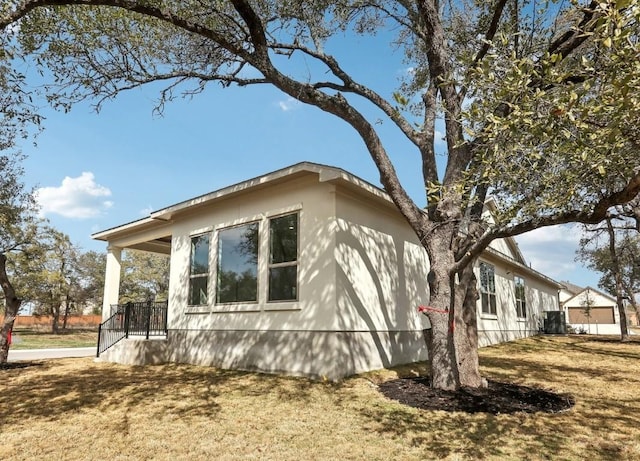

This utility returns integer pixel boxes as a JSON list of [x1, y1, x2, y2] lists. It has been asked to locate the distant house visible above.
[[560, 284, 637, 334], [93, 162, 562, 379]]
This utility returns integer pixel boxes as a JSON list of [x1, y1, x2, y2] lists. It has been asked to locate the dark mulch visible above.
[[0, 361, 42, 371], [379, 377, 574, 415]]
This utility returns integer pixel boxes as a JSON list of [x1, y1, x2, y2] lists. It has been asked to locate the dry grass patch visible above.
[[1, 336, 640, 460], [10, 328, 97, 349]]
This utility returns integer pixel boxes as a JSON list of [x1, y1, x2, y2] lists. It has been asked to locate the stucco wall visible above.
[[166, 175, 338, 332], [476, 255, 559, 347], [156, 175, 430, 376], [334, 190, 431, 334]]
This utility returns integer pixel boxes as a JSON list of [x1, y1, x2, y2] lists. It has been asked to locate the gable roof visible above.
[[93, 162, 388, 243], [561, 280, 584, 295], [562, 286, 617, 307], [92, 161, 561, 288]]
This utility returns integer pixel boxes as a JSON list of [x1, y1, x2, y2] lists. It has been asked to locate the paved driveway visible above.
[[7, 347, 96, 362]]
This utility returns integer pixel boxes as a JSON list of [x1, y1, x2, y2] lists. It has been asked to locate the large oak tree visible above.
[[2, 0, 640, 389], [0, 154, 38, 363]]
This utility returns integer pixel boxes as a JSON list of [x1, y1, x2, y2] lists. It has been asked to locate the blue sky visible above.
[[15, 30, 602, 290]]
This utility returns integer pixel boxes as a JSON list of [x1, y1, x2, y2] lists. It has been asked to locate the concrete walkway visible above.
[[7, 347, 96, 362]]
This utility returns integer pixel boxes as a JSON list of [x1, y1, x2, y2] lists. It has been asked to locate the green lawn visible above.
[[10, 328, 97, 349], [1, 335, 640, 460]]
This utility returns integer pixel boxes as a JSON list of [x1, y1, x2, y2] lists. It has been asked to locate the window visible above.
[[268, 213, 298, 301], [188, 234, 210, 305], [216, 222, 259, 303], [515, 276, 526, 318], [479, 262, 497, 315]]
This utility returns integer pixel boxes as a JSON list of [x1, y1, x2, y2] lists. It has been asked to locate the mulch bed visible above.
[[379, 377, 574, 414], [0, 362, 42, 371]]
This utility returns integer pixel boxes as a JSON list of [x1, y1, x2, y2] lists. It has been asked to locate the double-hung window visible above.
[[268, 213, 298, 301], [216, 222, 259, 303], [479, 262, 497, 315], [515, 276, 526, 318], [188, 234, 210, 305]]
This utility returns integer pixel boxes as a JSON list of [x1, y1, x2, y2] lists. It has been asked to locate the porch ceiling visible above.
[[127, 237, 171, 255]]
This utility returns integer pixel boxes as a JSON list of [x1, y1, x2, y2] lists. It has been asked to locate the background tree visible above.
[[119, 250, 169, 303], [11, 227, 83, 333], [580, 290, 595, 334], [0, 154, 38, 362], [75, 250, 106, 315], [3, 1, 640, 388], [579, 216, 640, 339]]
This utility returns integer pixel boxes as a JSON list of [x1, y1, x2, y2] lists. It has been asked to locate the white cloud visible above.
[[277, 97, 300, 112], [515, 224, 585, 280], [140, 205, 154, 216], [36, 172, 113, 219], [516, 224, 582, 245]]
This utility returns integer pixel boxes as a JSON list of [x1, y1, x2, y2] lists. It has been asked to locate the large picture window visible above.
[[268, 213, 298, 301], [188, 234, 210, 305], [515, 276, 526, 318], [216, 222, 259, 303], [479, 262, 497, 315]]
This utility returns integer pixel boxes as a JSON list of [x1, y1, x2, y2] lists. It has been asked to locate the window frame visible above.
[[187, 233, 210, 307], [514, 275, 527, 319], [479, 261, 497, 316], [267, 212, 299, 302], [215, 220, 260, 305]]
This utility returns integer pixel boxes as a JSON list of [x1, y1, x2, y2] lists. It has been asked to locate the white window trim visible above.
[[195, 204, 303, 313], [185, 232, 213, 314], [514, 275, 527, 320], [267, 211, 300, 303], [479, 261, 498, 318]]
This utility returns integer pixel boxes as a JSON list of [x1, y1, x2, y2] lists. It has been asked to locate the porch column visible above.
[[102, 245, 122, 321]]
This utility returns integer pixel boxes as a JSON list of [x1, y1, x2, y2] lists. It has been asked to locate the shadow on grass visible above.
[[0, 359, 332, 427], [358, 336, 640, 460]]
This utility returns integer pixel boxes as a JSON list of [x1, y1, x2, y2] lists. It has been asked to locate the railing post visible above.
[[96, 322, 102, 358], [145, 301, 151, 340], [124, 302, 132, 338], [163, 300, 168, 334]]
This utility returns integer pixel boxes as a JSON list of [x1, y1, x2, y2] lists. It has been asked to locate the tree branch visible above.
[[454, 169, 640, 272]]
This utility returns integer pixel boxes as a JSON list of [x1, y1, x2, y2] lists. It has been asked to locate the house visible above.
[[93, 162, 562, 379], [561, 284, 637, 334]]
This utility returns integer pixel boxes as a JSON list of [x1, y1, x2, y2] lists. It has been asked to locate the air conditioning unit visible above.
[[543, 311, 567, 335]]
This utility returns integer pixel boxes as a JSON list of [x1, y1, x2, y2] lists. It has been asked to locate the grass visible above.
[[1, 335, 640, 460], [9, 328, 97, 350]]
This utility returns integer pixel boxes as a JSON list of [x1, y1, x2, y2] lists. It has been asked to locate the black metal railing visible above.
[[96, 301, 168, 357]]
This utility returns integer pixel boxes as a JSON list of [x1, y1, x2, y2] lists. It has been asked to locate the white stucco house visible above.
[[94, 162, 562, 379]]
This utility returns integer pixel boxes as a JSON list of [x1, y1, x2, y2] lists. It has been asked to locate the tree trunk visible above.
[[0, 253, 21, 364], [606, 218, 630, 341], [51, 305, 60, 334], [457, 264, 483, 387], [62, 296, 71, 330], [421, 233, 483, 390]]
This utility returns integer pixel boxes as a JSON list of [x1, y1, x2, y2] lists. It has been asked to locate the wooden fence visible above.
[[0, 315, 102, 329]]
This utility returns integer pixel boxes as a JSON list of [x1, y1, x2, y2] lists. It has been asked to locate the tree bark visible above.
[[0, 253, 21, 363], [421, 230, 483, 390]]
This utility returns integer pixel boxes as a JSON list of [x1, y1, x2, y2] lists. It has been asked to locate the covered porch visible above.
[[93, 217, 173, 356]]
